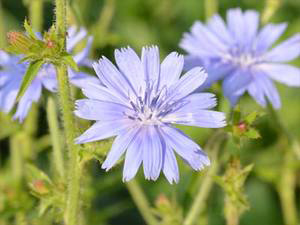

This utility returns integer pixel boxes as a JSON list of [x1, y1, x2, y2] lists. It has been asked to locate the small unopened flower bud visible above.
[[32, 180, 49, 194], [238, 122, 247, 133], [7, 31, 32, 53], [155, 194, 171, 209], [46, 40, 55, 48]]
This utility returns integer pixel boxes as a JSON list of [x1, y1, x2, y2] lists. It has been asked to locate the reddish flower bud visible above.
[[7, 31, 32, 53], [238, 122, 247, 133], [32, 180, 49, 194]]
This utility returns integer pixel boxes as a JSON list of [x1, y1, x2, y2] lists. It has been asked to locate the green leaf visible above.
[[62, 54, 79, 71], [25, 164, 53, 184], [24, 19, 36, 39], [244, 128, 261, 139], [245, 111, 258, 125], [16, 60, 44, 100], [232, 106, 241, 124]]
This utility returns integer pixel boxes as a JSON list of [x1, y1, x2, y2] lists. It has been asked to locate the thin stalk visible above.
[[10, 133, 24, 188], [47, 97, 65, 178], [10, 133, 27, 225], [267, 104, 298, 225], [29, 0, 43, 31], [55, 0, 81, 224], [183, 131, 227, 225], [204, 0, 218, 20], [0, 0, 5, 47], [126, 180, 158, 225], [261, 0, 282, 25], [277, 151, 297, 225]]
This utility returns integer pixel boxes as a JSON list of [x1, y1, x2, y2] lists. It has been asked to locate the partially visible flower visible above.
[[180, 8, 300, 109], [74, 46, 226, 183], [0, 26, 98, 122]]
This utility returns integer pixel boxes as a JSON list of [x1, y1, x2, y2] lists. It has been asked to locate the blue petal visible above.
[[123, 130, 143, 182], [264, 34, 300, 62], [142, 46, 160, 86], [81, 82, 125, 104], [160, 125, 210, 170], [163, 109, 226, 128], [68, 69, 101, 89], [142, 126, 163, 181], [168, 67, 207, 101], [256, 63, 300, 87], [243, 10, 259, 45], [102, 126, 140, 171], [75, 119, 132, 144], [160, 52, 184, 88], [114, 47, 145, 93], [67, 27, 87, 52], [249, 72, 281, 109], [0, 76, 20, 113], [39, 65, 58, 92], [255, 23, 287, 52], [180, 93, 218, 110], [222, 70, 251, 105], [226, 8, 245, 46], [207, 14, 233, 45], [93, 57, 134, 101], [13, 78, 42, 122], [73, 36, 93, 64], [74, 99, 131, 121], [162, 146, 179, 184]]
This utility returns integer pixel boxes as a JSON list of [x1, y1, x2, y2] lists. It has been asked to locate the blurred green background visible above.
[[0, 0, 299, 225]]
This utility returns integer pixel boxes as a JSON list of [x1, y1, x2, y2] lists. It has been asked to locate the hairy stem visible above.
[[183, 131, 228, 225], [126, 180, 158, 225], [55, 0, 81, 224], [57, 64, 81, 225], [47, 97, 65, 178]]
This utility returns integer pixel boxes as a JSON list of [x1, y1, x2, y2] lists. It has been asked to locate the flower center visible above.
[[125, 82, 184, 125], [222, 47, 261, 68]]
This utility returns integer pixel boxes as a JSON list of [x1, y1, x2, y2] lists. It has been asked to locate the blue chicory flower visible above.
[[0, 26, 98, 122], [74, 46, 226, 183], [180, 8, 300, 109]]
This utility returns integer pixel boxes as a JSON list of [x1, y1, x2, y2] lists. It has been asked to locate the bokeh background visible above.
[[0, 0, 299, 224]]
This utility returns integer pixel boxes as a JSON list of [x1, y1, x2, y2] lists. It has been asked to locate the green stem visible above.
[[126, 180, 158, 225], [277, 151, 298, 225], [267, 104, 298, 225], [183, 131, 227, 225], [10, 133, 24, 188], [225, 201, 239, 225], [55, 0, 81, 224], [10, 133, 27, 225], [0, 0, 5, 47], [261, 0, 281, 25], [56, 65, 81, 225], [29, 0, 43, 31], [47, 97, 65, 178], [204, 0, 218, 20]]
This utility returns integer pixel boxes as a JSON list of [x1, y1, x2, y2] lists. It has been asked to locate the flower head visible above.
[[0, 26, 98, 122], [180, 8, 300, 109], [75, 46, 226, 183]]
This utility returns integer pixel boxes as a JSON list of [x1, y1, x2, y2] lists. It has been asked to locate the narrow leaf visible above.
[[244, 128, 261, 139], [24, 19, 36, 39], [17, 60, 44, 100], [62, 54, 79, 71], [245, 111, 258, 125]]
